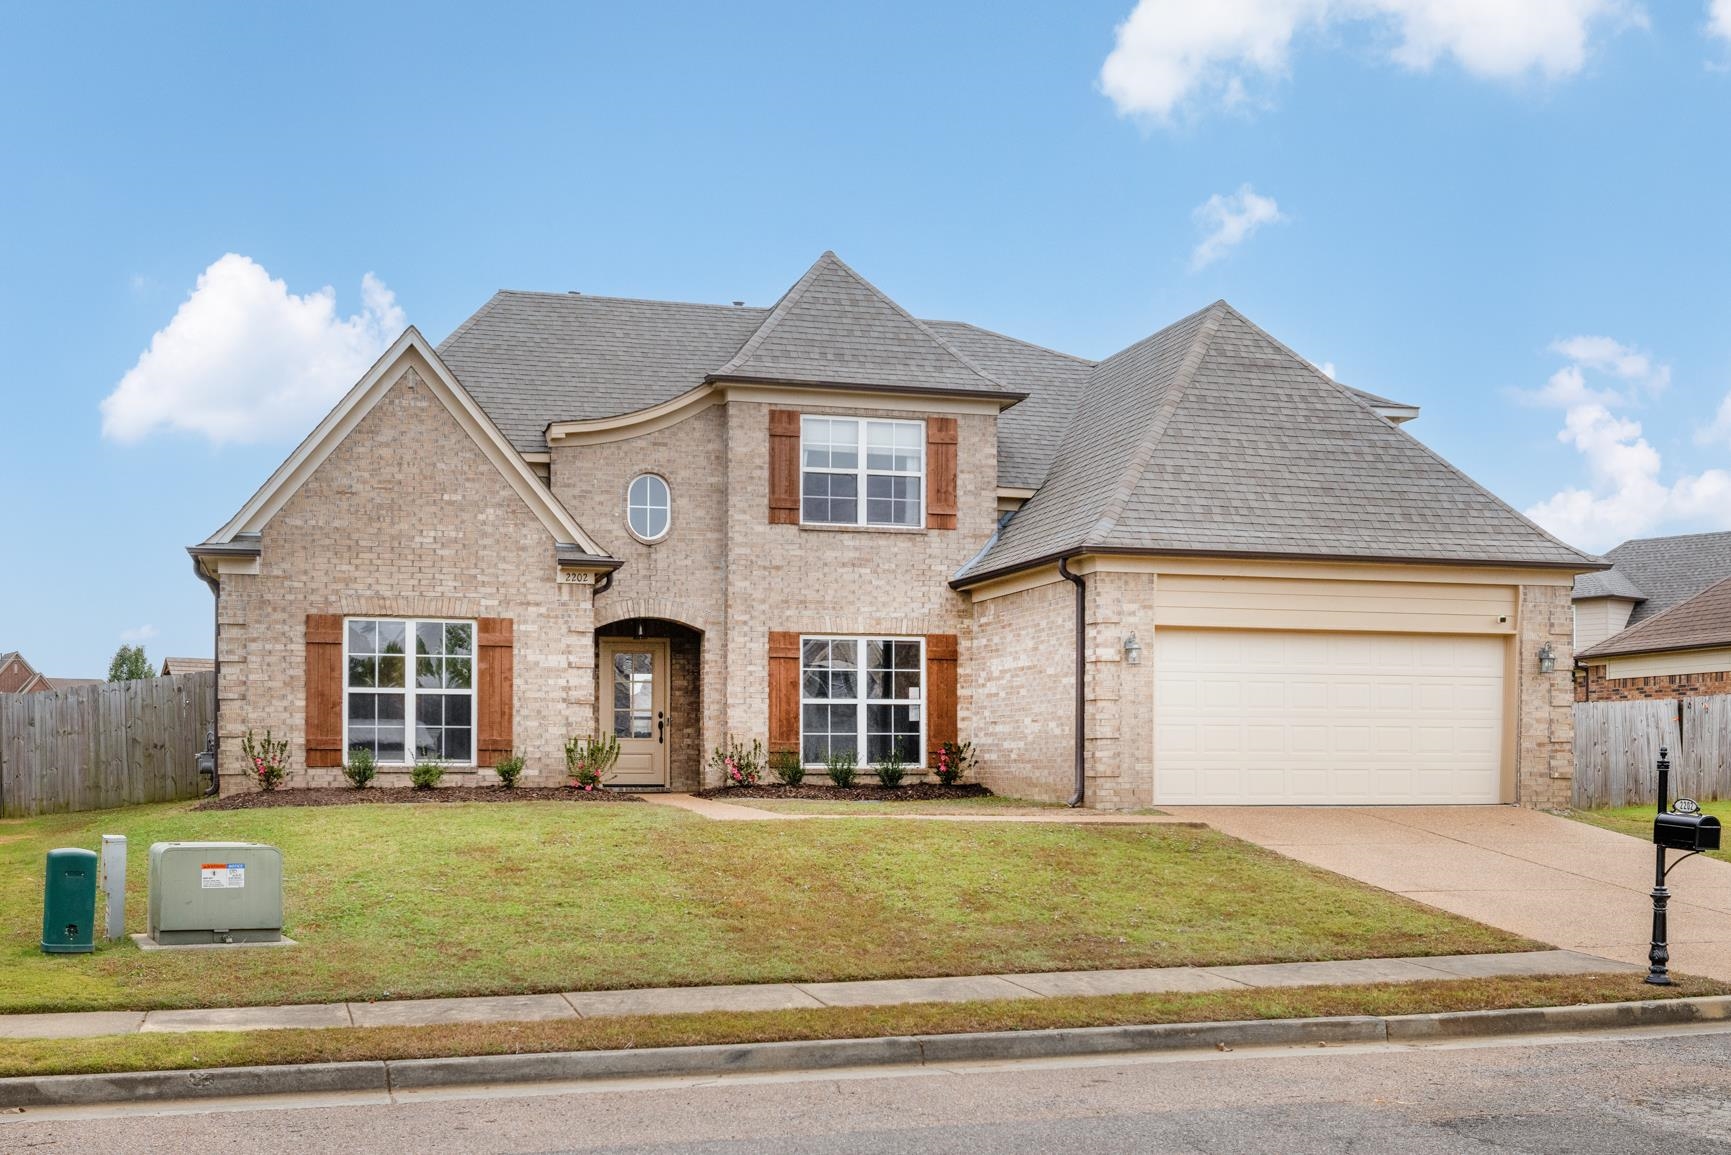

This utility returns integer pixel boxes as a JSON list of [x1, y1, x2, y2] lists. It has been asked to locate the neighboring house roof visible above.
[[195, 329, 614, 567], [1574, 531, 1731, 626], [1578, 573, 1731, 660], [1573, 566, 1649, 602], [160, 657, 214, 675], [957, 301, 1601, 583], [43, 677, 102, 691]]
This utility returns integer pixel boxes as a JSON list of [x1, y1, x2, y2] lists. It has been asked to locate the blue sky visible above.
[[3, 1, 1730, 677]]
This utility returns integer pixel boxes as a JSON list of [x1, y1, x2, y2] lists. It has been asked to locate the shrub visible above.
[[410, 758, 445, 790], [342, 746, 377, 789], [566, 734, 621, 790], [241, 729, 289, 792], [935, 740, 974, 787], [769, 749, 805, 787], [492, 752, 526, 788], [709, 736, 764, 787], [825, 748, 858, 788], [874, 747, 908, 788]]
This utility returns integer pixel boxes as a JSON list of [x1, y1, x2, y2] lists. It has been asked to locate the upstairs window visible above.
[[626, 473, 671, 543], [800, 417, 924, 527]]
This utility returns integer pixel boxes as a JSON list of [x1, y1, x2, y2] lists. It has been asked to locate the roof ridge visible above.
[[1084, 302, 1228, 546], [1213, 302, 1604, 570], [716, 252, 1009, 390], [1579, 572, 1731, 658], [491, 288, 771, 312], [1613, 528, 1731, 548], [925, 319, 1098, 366]]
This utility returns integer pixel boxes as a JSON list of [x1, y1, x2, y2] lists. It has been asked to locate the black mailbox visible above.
[[1654, 812, 1722, 852]]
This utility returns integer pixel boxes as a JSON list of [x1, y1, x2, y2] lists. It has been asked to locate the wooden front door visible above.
[[600, 638, 669, 787]]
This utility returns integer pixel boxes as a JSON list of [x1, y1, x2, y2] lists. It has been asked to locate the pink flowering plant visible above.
[[708, 736, 764, 788], [241, 729, 289, 792], [935, 740, 973, 787], [565, 734, 620, 791]]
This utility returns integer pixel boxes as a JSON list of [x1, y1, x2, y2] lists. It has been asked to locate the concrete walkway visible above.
[[0, 949, 1630, 1041], [639, 793, 1193, 824], [1174, 806, 1731, 983]]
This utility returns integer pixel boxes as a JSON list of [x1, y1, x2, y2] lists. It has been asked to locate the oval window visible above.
[[627, 474, 671, 542]]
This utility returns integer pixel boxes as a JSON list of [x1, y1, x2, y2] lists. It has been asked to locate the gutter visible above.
[[1058, 557, 1086, 808]]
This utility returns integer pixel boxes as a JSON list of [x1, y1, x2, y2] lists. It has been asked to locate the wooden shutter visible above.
[[476, 617, 514, 767], [768, 409, 801, 525], [768, 631, 801, 755], [925, 633, 959, 764], [305, 613, 345, 768], [926, 417, 958, 530]]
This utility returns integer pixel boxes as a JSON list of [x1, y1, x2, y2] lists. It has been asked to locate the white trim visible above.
[[798, 634, 926, 769], [203, 329, 606, 557], [1600, 647, 1731, 679], [341, 616, 478, 768], [547, 387, 723, 446], [798, 416, 926, 529]]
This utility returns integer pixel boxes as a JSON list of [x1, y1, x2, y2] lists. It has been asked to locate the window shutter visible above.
[[768, 631, 801, 755], [305, 614, 344, 768], [768, 409, 801, 525], [927, 417, 958, 530], [477, 617, 514, 767], [926, 633, 959, 765]]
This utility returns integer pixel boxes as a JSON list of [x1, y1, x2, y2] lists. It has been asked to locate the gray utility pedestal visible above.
[[147, 842, 284, 945]]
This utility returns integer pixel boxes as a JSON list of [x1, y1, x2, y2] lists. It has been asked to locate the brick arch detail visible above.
[[592, 595, 718, 635]]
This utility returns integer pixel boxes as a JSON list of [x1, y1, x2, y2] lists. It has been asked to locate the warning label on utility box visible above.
[[201, 863, 245, 889]]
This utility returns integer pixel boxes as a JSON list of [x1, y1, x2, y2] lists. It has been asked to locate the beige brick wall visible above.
[[216, 367, 594, 792], [1518, 582, 1576, 808], [968, 577, 1074, 802]]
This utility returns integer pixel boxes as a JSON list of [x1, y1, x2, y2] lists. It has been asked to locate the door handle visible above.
[[658, 711, 665, 744]]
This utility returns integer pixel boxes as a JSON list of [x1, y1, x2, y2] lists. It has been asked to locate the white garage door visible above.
[[1154, 630, 1504, 806]]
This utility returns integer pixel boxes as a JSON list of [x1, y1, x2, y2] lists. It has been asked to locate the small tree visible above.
[[107, 644, 152, 682]]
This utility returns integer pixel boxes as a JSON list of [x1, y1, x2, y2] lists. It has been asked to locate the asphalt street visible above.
[[8, 1023, 1731, 1153]]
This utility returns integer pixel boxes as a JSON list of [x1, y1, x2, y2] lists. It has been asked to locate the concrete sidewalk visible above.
[[639, 793, 1193, 823], [0, 949, 1633, 1041], [1175, 806, 1731, 983]]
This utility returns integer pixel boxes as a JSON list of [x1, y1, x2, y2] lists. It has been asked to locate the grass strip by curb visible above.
[[1, 972, 1720, 1081]]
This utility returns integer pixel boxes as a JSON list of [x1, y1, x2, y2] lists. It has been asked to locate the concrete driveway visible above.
[[1172, 806, 1731, 982]]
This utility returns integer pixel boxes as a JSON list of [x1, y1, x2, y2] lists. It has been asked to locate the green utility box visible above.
[[147, 842, 284, 945], [41, 847, 98, 954]]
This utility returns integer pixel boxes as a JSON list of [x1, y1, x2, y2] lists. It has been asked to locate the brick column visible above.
[[1517, 583, 1576, 809]]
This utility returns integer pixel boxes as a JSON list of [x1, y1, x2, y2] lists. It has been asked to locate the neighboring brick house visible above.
[[1573, 532, 1731, 702], [191, 253, 1601, 806], [0, 652, 98, 694]]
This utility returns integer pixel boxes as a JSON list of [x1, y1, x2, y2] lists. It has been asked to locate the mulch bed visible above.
[[193, 787, 643, 811], [692, 783, 994, 802]]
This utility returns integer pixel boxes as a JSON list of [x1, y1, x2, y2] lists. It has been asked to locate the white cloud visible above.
[[119, 625, 158, 643], [101, 254, 405, 445], [1190, 184, 1288, 269], [1522, 336, 1731, 551], [1101, 0, 1643, 121]]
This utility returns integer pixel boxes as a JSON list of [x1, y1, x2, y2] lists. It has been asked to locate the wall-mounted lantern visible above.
[[1537, 642, 1556, 674], [1123, 632, 1143, 666]]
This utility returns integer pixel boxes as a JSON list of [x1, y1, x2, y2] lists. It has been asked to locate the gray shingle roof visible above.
[[1578, 531, 1731, 626], [959, 302, 1601, 582], [713, 252, 1011, 397], [1578, 574, 1731, 659], [1573, 566, 1648, 601]]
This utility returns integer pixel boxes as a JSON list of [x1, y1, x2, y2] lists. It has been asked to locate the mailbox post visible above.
[[1646, 746, 1723, 985]]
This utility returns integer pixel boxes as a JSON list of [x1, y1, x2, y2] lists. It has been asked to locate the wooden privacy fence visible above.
[[0, 672, 215, 817], [1574, 695, 1731, 807]]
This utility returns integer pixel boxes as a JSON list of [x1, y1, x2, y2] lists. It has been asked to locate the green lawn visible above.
[[0, 799, 1531, 1015], [1571, 800, 1731, 863]]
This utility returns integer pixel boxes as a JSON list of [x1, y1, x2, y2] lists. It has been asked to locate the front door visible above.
[[599, 638, 669, 787]]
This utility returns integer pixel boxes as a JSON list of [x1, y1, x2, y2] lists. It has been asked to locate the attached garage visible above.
[[1153, 629, 1506, 806]]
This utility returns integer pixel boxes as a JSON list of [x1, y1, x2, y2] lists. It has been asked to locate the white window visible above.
[[344, 618, 474, 764], [626, 473, 671, 542], [800, 417, 924, 527], [800, 636, 923, 766]]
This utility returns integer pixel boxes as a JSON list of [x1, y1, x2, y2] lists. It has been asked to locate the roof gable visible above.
[[713, 252, 1010, 396], [197, 329, 608, 560], [1579, 573, 1731, 659], [1595, 531, 1731, 625]]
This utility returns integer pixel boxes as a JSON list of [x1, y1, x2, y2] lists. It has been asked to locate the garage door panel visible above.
[[1155, 630, 1504, 805]]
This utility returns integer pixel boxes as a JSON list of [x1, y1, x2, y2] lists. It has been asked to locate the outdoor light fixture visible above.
[[1537, 642, 1556, 674], [1123, 633, 1142, 666]]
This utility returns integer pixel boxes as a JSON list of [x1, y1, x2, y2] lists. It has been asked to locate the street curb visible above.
[[5, 995, 1730, 1111]]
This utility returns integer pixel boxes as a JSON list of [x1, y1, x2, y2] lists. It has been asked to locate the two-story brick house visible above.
[[192, 253, 1601, 807]]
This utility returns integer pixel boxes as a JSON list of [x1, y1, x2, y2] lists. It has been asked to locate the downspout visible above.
[[192, 557, 221, 796], [1058, 557, 1085, 808]]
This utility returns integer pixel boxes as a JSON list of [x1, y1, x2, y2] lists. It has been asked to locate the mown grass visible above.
[[2, 799, 1529, 1015], [1571, 800, 1731, 863], [0, 973, 1718, 1079]]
